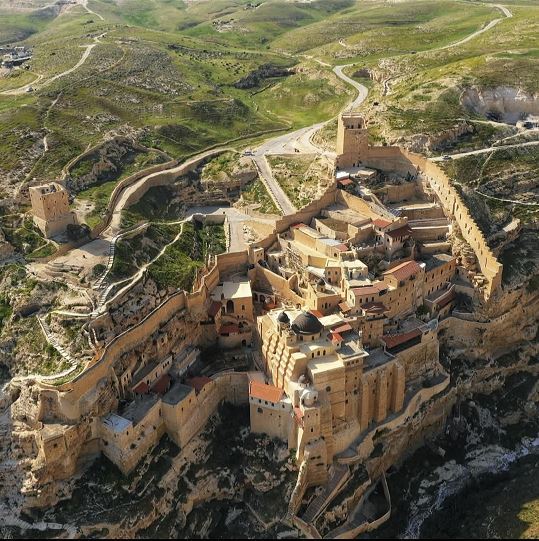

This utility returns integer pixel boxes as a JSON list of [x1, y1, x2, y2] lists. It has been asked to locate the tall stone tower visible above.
[[29, 183, 77, 238], [336, 112, 369, 169]]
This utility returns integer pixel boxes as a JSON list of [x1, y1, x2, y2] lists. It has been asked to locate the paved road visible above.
[[185, 206, 275, 253], [252, 63, 369, 215]]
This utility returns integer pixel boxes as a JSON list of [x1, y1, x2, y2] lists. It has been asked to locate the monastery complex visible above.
[[8, 112, 535, 537]]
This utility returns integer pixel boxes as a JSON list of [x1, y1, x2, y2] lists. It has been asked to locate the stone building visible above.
[[29, 183, 77, 238], [258, 308, 406, 480]]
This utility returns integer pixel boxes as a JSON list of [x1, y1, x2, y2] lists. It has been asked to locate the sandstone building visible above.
[[29, 182, 77, 238], [4, 111, 528, 541]]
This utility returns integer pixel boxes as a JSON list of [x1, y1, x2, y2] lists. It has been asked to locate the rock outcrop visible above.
[[461, 86, 539, 124]]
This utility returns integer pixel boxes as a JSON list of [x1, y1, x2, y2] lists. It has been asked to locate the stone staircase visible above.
[[37, 316, 75, 365], [93, 236, 117, 290], [302, 463, 350, 524]]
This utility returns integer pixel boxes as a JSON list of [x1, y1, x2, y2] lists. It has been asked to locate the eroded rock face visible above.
[[461, 86, 539, 124], [406, 122, 475, 153]]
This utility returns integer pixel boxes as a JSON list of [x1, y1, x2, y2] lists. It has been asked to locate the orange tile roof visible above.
[[133, 381, 149, 394], [339, 178, 354, 186], [207, 301, 222, 317], [332, 323, 352, 334], [383, 260, 423, 281], [381, 328, 422, 349], [339, 301, 352, 313], [249, 381, 284, 403], [361, 301, 388, 314], [151, 374, 171, 395], [310, 309, 324, 318], [220, 324, 240, 335], [373, 218, 392, 229], [352, 284, 384, 296], [331, 333, 343, 344], [386, 225, 412, 240]]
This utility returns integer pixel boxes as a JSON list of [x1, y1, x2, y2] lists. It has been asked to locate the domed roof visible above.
[[277, 311, 290, 324], [291, 311, 323, 335]]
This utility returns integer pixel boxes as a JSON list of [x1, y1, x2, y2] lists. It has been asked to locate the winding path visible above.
[[252, 63, 369, 214], [430, 139, 539, 161], [1, 33, 105, 96], [437, 3, 512, 51]]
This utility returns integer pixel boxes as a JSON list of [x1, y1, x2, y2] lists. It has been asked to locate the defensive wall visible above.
[[353, 143, 502, 300], [90, 148, 230, 238], [38, 250, 249, 418], [402, 150, 503, 299], [100, 371, 249, 474]]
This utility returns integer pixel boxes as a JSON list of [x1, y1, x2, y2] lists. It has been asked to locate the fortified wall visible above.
[[402, 151, 503, 300], [39, 250, 249, 417], [335, 112, 503, 301]]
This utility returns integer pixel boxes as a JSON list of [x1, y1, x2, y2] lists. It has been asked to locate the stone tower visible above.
[[29, 183, 77, 238], [336, 112, 369, 169]]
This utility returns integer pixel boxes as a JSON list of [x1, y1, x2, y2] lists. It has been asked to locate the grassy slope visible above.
[[0, 0, 536, 237]]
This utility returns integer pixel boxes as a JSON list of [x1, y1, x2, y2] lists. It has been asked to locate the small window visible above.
[[257, 407, 263, 414]]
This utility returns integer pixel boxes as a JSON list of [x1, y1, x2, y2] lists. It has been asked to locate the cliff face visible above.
[[406, 122, 474, 153], [461, 86, 539, 124]]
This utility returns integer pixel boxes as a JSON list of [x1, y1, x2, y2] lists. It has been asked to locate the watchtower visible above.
[[336, 112, 369, 169], [29, 183, 77, 238]]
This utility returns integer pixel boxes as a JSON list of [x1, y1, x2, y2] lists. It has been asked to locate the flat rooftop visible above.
[[162, 381, 193, 405], [102, 413, 132, 433], [420, 253, 455, 272], [364, 348, 394, 370], [322, 204, 371, 226], [308, 355, 344, 376], [339, 334, 367, 359], [121, 394, 160, 425], [212, 278, 252, 300]]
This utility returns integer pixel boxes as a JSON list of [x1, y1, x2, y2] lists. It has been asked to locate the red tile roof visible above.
[[386, 225, 412, 240], [383, 260, 423, 281], [331, 333, 343, 344], [373, 218, 392, 229], [339, 178, 354, 186], [339, 301, 352, 313], [151, 374, 171, 395], [436, 289, 456, 309], [310, 309, 324, 318], [352, 283, 385, 296], [332, 323, 352, 334], [381, 328, 422, 349], [187, 376, 212, 394], [335, 243, 349, 252], [133, 382, 149, 394], [249, 381, 284, 403], [207, 300, 222, 318], [220, 324, 240, 335]]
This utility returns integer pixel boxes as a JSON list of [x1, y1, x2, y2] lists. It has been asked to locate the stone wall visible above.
[[402, 151, 503, 299]]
